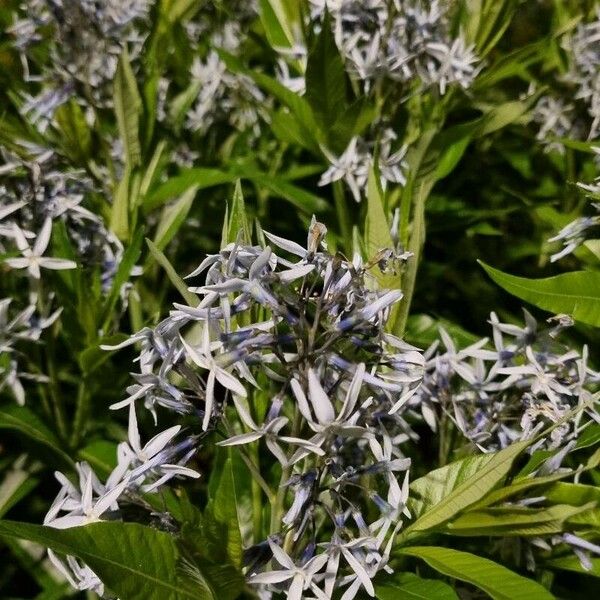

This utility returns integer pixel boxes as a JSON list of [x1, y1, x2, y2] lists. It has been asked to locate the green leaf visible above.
[[305, 10, 347, 130], [393, 179, 427, 336], [147, 167, 327, 214], [366, 166, 393, 256], [110, 164, 132, 241], [0, 520, 214, 600], [153, 185, 197, 251], [435, 132, 472, 180], [54, 100, 91, 162], [101, 227, 144, 329], [146, 239, 199, 306], [546, 555, 600, 577], [328, 97, 376, 153], [169, 82, 203, 132], [469, 471, 579, 510], [235, 165, 329, 213], [0, 405, 73, 467], [219, 50, 320, 153], [0, 460, 39, 519], [114, 48, 142, 167], [224, 180, 251, 245], [446, 503, 595, 536], [479, 262, 600, 327], [405, 315, 481, 348], [398, 546, 554, 600], [543, 482, 600, 507], [376, 572, 459, 599], [207, 457, 243, 568], [146, 168, 236, 211], [140, 141, 167, 199], [405, 440, 530, 535], [408, 453, 495, 519], [477, 102, 530, 137], [259, 0, 296, 48]]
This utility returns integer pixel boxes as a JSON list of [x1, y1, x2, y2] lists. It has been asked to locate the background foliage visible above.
[[0, 0, 599, 598]]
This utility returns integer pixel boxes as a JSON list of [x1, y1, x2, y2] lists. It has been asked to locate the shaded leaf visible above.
[[305, 10, 347, 131], [146, 239, 199, 307], [376, 572, 459, 599], [0, 405, 73, 467], [114, 48, 142, 167], [546, 555, 600, 578], [153, 185, 197, 251], [446, 503, 595, 536]]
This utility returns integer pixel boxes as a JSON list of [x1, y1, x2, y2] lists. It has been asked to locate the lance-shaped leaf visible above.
[[445, 503, 596, 537], [398, 546, 554, 600], [480, 262, 600, 327], [114, 48, 142, 167], [376, 572, 459, 599], [0, 520, 217, 600], [305, 10, 347, 131], [404, 439, 530, 535]]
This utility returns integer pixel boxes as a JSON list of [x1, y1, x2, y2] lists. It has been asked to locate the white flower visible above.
[[248, 539, 329, 600], [319, 138, 370, 202], [180, 324, 247, 430], [4, 218, 76, 279]]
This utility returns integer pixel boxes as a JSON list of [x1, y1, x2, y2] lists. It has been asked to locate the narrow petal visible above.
[[215, 366, 247, 397], [269, 539, 296, 569], [38, 258, 77, 270], [92, 478, 129, 518], [308, 369, 335, 425], [128, 402, 143, 454], [33, 217, 53, 255], [144, 425, 181, 458], [203, 370, 215, 430], [249, 570, 293, 585], [341, 547, 374, 596], [217, 431, 264, 446], [264, 231, 307, 257], [290, 378, 314, 422]]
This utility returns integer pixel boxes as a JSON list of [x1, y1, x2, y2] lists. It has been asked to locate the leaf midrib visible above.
[[0, 523, 199, 600]]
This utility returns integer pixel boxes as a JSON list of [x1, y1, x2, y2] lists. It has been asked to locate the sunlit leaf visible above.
[[398, 546, 554, 600], [479, 262, 600, 327]]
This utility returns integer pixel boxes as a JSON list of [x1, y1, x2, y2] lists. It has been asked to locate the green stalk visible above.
[[270, 466, 291, 535], [250, 443, 263, 542], [70, 382, 89, 449], [333, 181, 352, 254], [394, 182, 427, 337]]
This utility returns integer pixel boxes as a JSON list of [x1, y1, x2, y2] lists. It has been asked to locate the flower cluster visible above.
[[304, 1, 478, 202], [9, 0, 150, 127], [565, 9, 600, 139], [308, 0, 479, 94], [414, 310, 600, 454], [531, 95, 581, 154], [47, 219, 423, 599], [318, 131, 408, 202], [0, 148, 126, 403], [44, 406, 199, 595], [547, 172, 600, 262], [531, 10, 600, 151], [185, 22, 268, 138]]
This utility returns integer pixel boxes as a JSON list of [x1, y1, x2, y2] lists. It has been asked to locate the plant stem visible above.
[[394, 182, 427, 337], [269, 465, 290, 535], [250, 443, 263, 541], [70, 381, 89, 449], [333, 181, 352, 255]]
